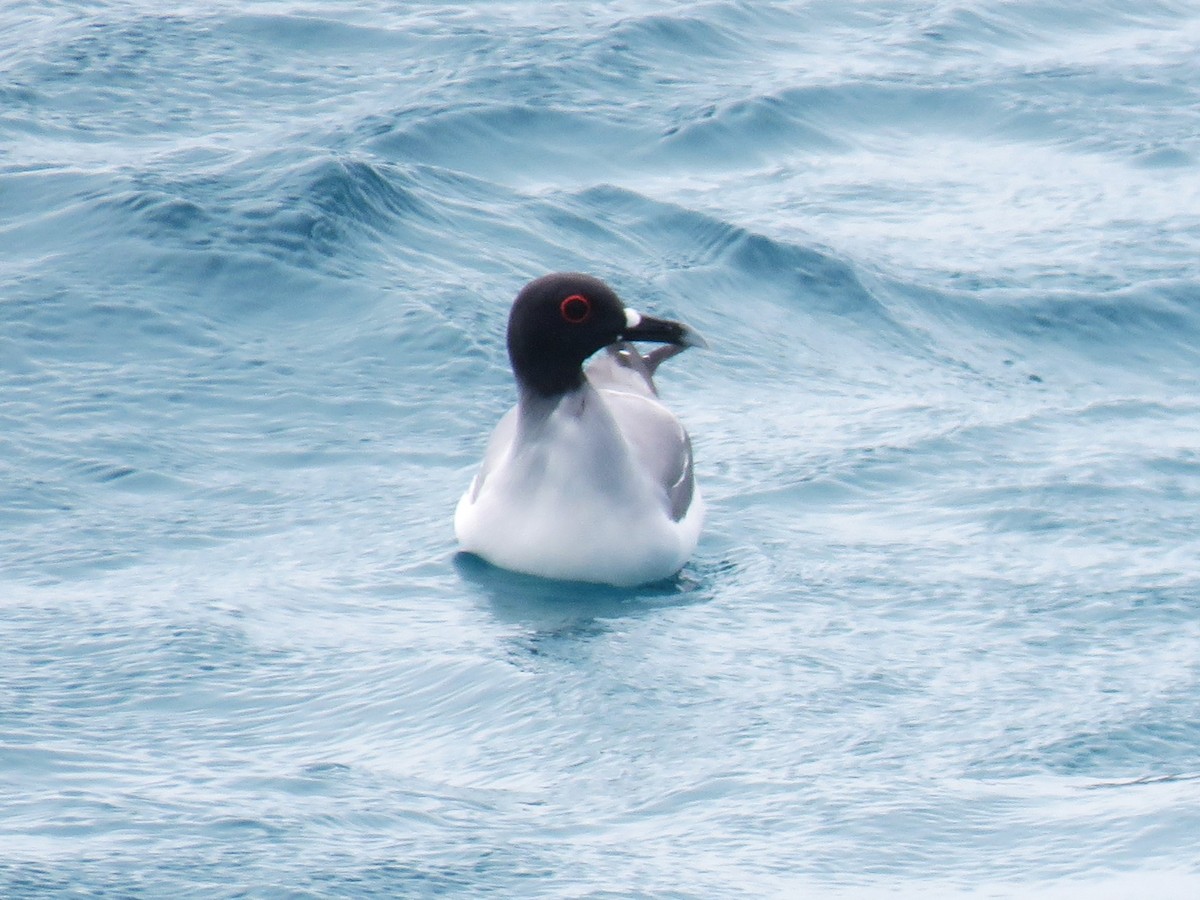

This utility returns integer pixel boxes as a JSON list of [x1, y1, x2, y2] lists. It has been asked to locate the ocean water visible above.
[[2, 0, 1199, 895]]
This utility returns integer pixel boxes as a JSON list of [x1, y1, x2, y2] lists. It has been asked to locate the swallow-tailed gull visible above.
[[455, 272, 705, 586]]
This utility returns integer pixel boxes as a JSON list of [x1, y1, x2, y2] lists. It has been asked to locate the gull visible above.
[[455, 273, 706, 586]]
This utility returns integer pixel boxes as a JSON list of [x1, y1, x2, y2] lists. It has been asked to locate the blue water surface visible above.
[[2, 1, 1199, 896]]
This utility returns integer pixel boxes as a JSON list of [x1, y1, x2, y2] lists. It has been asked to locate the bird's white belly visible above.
[[454, 393, 702, 586]]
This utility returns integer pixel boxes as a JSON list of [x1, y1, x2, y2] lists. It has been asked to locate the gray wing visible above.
[[466, 405, 518, 501], [599, 384, 696, 523]]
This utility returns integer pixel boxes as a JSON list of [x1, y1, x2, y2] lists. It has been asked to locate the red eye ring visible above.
[[560, 294, 592, 324]]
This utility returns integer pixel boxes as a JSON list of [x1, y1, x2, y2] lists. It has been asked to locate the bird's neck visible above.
[[515, 379, 593, 435], [510, 355, 587, 399]]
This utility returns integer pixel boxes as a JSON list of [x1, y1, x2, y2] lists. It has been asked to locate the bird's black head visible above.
[[506, 273, 704, 398]]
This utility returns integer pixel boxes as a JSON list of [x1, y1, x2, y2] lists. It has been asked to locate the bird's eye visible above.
[[559, 294, 592, 324]]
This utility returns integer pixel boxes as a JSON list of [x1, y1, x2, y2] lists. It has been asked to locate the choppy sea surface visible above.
[[3, 1, 1199, 896]]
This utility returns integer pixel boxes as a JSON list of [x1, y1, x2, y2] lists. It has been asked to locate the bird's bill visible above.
[[622, 309, 708, 349]]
